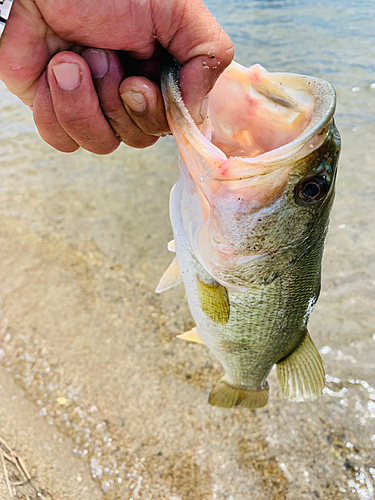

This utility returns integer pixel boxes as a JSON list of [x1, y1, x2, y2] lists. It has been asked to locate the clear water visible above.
[[0, 1, 374, 499]]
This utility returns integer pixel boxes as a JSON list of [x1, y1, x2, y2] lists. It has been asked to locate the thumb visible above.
[[179, 54, 232, 125], [160, 0, 234, 124]]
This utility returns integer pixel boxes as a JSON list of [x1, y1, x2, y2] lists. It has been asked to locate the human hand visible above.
[[0, 0, 234, 154]]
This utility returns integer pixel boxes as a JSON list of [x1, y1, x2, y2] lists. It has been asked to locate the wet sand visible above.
[[1, 1, 375, 499], [0, 368, 103, 500]]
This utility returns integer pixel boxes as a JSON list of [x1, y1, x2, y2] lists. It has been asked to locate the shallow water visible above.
[[0, 1, 374, 499]]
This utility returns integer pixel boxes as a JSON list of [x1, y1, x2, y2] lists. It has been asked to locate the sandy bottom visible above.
[[0, 117, 374, 499]]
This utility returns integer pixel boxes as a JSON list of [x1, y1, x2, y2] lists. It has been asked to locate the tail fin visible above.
[[209, 377, 269, 409]]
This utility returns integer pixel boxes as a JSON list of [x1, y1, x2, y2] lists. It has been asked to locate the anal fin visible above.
[[209, 376, 269, 409], [277, 331, 325, 402], [177, 327, 205, 344], [155, 257, 183, 293]]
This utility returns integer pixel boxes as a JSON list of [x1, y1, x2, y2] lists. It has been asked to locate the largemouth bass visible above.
[[157, 58, 341, 409]]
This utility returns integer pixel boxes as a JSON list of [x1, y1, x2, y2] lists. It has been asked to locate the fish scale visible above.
[[174, 183, 324, 389]]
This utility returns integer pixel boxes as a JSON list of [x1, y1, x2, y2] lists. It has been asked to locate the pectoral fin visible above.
[[276, 331, 325, 402], [177, 327, 205, 344], [167, 240, 176, 252], [155, 257, 183, 293], [197, 276, 230, 325], [209, 376, 269, 409]]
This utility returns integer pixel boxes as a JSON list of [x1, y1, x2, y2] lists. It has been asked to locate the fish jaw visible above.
[[161, 58, 339, 291]]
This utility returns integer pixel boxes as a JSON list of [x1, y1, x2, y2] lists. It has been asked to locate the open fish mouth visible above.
[[161, 59, 336, 185], [208, 63, 336, 175], [161, 56, 339, 291]]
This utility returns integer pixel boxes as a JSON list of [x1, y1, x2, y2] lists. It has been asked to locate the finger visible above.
[[82, 49, 158, 148], [0, 0, 72, 106], [33, 70, 79, 152], [164, 2, 234, 125], [48, 51, 120, 154], [120, 77, 169, 137], [36, 0, 234, 124]]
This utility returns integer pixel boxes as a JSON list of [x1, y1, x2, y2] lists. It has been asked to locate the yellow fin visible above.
[[167, 240, 175, 252], [197, 276, 230, 324], [155, 257, 183, 293], [209, 377, 269, 409], [277, 331, 325, 402], [176, 327, 205, 344]]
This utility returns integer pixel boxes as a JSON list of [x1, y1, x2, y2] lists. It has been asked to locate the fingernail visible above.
[[82, 49, 109, 79], [121, 91, 147, 113], [52, 63, 81, 91]]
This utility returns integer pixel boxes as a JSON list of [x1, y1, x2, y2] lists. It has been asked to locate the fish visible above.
[[157, 57, 341, 409]]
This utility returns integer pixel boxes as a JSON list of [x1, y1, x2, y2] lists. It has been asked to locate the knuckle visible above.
[[130, 111, 169, 137], [102, 105, 128, 123], [103, 110, 160, 148], [78, 134, 120, 154], [56, 106, 96, 129]]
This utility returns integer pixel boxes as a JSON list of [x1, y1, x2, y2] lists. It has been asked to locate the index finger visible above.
[[35, 0, 234, 123], [0, 0, 71, 105], [159, 1, 234, 124]]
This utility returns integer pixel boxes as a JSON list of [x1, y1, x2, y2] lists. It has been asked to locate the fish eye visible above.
[[295, 175, 329, 205]]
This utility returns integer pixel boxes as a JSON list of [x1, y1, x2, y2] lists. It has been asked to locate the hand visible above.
[[0, 0, 234, 154]]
